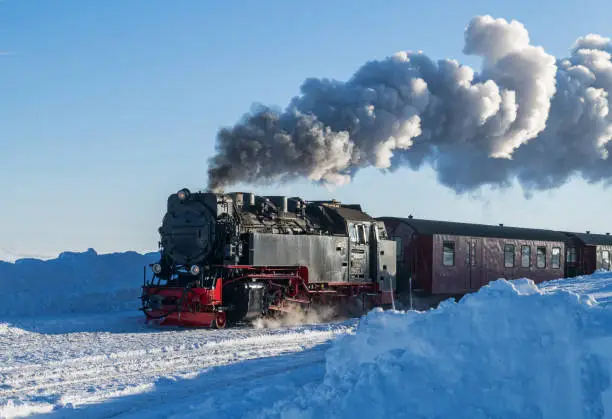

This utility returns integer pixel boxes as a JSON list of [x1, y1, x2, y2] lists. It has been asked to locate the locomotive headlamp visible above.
[[190, 265, 200, 276], [152, 263, 162, 274], [177, 188, 190, 200]]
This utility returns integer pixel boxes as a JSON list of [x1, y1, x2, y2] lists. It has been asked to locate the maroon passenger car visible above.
[[564, 231, 612, 277], [378, 217, 567, 298]]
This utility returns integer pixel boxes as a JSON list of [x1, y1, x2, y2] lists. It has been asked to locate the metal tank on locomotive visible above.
[[140, 188, 397, 328]]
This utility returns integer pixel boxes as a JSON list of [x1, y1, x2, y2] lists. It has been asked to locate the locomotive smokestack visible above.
[[265, 196, 288, 213], [234, 192, 244, 208], [206, 15, 612, 197]]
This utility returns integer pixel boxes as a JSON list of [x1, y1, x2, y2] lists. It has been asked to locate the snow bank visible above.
[[0, 249, 159, 318], [259, 278, 612, 419]]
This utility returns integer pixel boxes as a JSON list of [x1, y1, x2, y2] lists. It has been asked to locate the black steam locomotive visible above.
[[140, 189, 397, 328]]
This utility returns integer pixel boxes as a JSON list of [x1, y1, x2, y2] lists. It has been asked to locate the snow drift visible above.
[[258, 277, 612, 419], [540, 269, 612, 307], [0, 249, 158, 318]]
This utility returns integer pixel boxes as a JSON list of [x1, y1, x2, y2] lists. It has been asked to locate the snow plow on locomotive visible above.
[[140, 189, 397, 328]]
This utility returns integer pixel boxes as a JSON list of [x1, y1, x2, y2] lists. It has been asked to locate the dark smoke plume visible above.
[[207, 16, 612, 194]]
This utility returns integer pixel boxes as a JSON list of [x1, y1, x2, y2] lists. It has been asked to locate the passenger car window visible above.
[[394, 237, 403, 262], [603, 250, 610, 270], [521, 245, 530, 268], [551, 247, 561, 269], [504, 244, 515, 268], [566, 247, 577, 263], [536, 246, 546, 268], [442, 241, 455, 266]]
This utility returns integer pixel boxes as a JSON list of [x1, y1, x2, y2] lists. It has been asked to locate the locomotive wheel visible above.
[[213, 312, 227, 329]]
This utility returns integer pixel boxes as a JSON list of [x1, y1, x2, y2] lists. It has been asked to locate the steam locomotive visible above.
[[140, 189, 397, 328]]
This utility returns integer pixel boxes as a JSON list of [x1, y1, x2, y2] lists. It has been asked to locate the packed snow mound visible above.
[[258, 278, 612, 419], [0, 248, 159, 318]]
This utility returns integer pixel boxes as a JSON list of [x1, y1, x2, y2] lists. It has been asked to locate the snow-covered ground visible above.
[[2, 250, 612, 418], [0, 311, 352, 418]]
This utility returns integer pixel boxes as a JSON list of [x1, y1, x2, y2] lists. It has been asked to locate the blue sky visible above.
[[2, 0, 612, 257]]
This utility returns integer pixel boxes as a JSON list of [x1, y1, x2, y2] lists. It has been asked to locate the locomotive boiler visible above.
[[140, 189, 397, 328]]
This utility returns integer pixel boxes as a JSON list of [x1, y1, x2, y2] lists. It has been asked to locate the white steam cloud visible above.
[[251, 305, 339, 329], [207, 15, 612, 194]]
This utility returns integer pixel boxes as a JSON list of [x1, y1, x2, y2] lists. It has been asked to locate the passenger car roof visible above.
[[378, 217, 569, 242], [564, 232, 612, 246]]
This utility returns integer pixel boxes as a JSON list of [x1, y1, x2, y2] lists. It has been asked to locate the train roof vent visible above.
[[587, 230, 591, 234], [499, 223, 504, 227], [607, 232, 610, 235], [408, 214, 413, 219]]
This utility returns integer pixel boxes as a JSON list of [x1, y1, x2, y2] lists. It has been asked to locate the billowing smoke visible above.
[[207, 15, 612, 194]]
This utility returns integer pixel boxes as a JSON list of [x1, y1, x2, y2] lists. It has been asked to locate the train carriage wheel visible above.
[[213, 312, 227, 329]]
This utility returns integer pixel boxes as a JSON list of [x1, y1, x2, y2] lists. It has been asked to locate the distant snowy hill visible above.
[[0, 248, 57, 263], [0, 248, 159, 318]]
